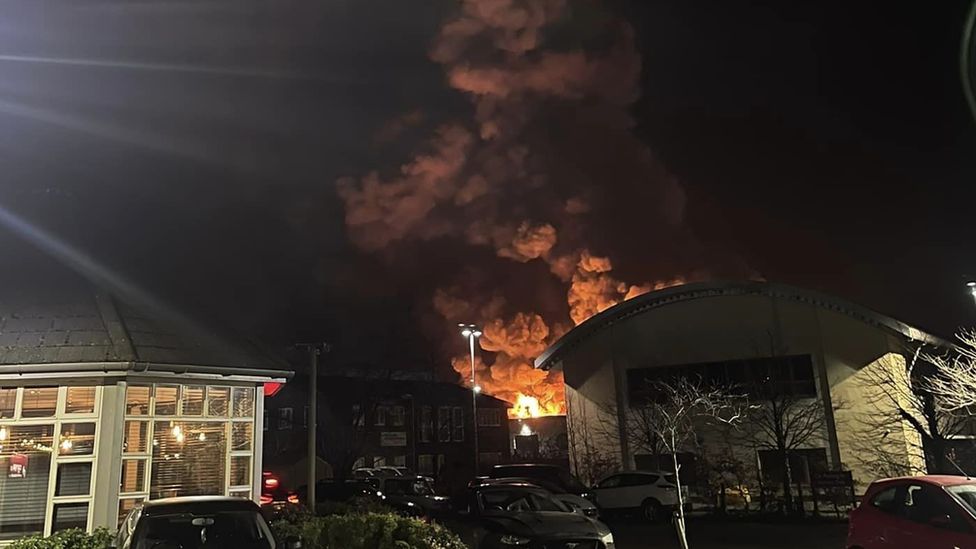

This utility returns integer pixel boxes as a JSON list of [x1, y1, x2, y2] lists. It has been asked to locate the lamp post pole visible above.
[[459, 324, 482, 474]]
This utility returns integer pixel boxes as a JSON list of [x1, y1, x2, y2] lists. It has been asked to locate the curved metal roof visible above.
[[535, 280, 948, 370]]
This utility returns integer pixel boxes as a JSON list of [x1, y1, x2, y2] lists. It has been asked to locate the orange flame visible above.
[[510, 393, 562, 419]]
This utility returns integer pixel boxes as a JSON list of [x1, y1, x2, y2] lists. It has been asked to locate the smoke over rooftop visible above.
[[337, 0, 749, 415]]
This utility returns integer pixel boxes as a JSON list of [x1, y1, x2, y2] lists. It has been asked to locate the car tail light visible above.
[[260, 495, 273, 505], [287, 494, 300, 504], [264, 477, 280, 489]]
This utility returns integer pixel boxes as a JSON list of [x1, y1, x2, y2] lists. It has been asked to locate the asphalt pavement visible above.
[[608, 518, 848, 549]]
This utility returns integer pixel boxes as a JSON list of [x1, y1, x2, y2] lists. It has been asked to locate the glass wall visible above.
[[118, 384, 255, 523], [0, 386, 100, 540]]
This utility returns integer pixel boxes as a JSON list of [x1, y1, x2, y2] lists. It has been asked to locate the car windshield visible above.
[[385, 478, 435, 496], [947, 484, 976, 516], [479, 489, 571, 513], [135, 510, 274, 549]]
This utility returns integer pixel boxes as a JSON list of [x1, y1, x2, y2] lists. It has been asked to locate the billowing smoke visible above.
[[336, 0, 741, 416]]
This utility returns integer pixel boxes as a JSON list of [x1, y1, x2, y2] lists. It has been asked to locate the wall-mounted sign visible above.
[[8, 453, 27, 478], [380, 432, 407, 447]]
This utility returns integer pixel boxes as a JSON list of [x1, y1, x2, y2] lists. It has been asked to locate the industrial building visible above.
[[535, 281, 956, 495]]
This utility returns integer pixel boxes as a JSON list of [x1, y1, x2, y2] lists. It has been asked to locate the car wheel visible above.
[[641, 499, 662, 522]]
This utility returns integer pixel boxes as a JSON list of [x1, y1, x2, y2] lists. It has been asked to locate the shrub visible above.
[[271, 512, 465, 549], [9, 528, 113, 549]]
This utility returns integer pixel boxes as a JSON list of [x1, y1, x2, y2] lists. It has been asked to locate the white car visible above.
[[591, 471, 683, 521]]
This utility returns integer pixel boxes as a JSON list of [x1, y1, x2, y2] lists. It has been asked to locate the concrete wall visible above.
[[560, 292, 919, 492]]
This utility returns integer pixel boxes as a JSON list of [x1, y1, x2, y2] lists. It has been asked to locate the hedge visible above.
[[271, 512, 466, 549], [8, 528, 113, 549]]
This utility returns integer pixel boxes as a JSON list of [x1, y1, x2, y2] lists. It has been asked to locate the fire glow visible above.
[[336, 0, 703, 419]]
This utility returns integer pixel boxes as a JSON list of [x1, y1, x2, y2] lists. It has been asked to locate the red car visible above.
[[848, 475, 976, 548]]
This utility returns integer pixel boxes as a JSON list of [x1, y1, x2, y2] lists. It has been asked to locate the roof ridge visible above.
[[93, 292, 138, 361]]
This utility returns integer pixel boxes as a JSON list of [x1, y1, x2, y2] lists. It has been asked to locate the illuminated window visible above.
[[0, 388, 16, 419], [0, 424, 55, 539], [207, 387, 230, 417], [150, 421, 227, 499], [21, 387, 57, 418], [65, 386, 96, 414], [123, 421, 149, 454], [125, 385, 151, 416], [182, 386, 205, 416], [232, 388, 254, 418], [154, 386, 179, 416]]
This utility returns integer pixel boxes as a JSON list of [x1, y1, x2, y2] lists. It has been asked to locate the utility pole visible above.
[[294, 343, 328, 514]]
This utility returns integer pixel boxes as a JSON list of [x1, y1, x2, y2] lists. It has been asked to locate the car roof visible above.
[[141, 497, 259, 515], [873, 475, 976, 488], [494, 463, 559, 469], [475, 482, 546, 492]]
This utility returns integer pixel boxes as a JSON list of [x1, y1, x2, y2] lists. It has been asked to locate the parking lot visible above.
[[608, 518, 849, 549]]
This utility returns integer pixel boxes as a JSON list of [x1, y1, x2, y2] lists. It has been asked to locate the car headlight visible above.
[[601, 532, 614, 544], [499, 534, 531, 546]]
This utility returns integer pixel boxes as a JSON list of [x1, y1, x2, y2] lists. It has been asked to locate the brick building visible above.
[[264, 373, 511, 490]]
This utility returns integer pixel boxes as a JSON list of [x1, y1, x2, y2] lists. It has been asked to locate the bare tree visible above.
[[925, 330, 976, 410], [739, 377, 829, 515], [629, 377, 747, 549], [851, 348, 968, 477]]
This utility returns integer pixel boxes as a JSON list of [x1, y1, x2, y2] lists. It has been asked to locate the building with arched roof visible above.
[[535, 281, 956, 497]]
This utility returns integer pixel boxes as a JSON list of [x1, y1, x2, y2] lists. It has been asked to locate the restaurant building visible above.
[[0, 287, 290, 541]]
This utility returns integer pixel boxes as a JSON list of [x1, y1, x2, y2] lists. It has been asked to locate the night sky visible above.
[[0, 1, 973, 374]]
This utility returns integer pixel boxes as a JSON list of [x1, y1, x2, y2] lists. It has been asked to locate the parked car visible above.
[[847, 475, 976, 549], [375, 475, 451, 519], [353, 467, 380, 479], [472, 477, 600, 518], [115, 496, 297, 549], [591, 471, 682, 521], [488, 464, 593, 500], [445, 483, 614, 549]]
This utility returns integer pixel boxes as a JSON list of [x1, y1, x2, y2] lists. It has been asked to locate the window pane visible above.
[[154, 385, 179, 416], [65, 386, 96, 414], [56, 462, 92, 496], [232, 422, 253, 451], [230, 456, 251, 487], [125, 385, 151, 416], [21, 387, 57, 418], [120, 459, 146, 494], [232, 387, 254, 418], [59, 423, 96, 456], [124, 421, 149, 454], [151, 422, 226, 499], [51, 502, 88, 533], [0, 425, 54, 540], [207, 387, 229, 417], [0, 389, 15, 419], [182, 386, 205, 416]]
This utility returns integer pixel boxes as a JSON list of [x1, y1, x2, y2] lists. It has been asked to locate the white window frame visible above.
[[0, 385, 102, 538], [118, 384, 257, 512]]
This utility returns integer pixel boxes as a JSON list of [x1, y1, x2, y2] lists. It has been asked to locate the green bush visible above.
[[8, 528, 113, 549], [271, 513, 465, 549]]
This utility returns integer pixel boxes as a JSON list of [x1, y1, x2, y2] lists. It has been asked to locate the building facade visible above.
[[535, 281, 951, 494], [264, 374, 511, 490], [0, 289, 289, 541]]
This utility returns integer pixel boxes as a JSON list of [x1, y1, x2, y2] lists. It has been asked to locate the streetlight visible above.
[[459, 323, 482, 473], [968, 281, 976, 307]]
